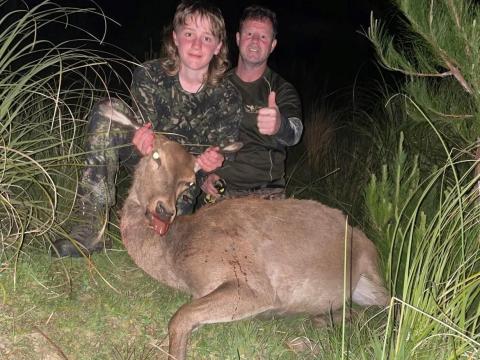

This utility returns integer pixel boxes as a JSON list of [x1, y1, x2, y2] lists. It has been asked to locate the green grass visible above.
[[0, 250, 180, 359], [3, 245, 475, 360], [0, 250, 390, 360]]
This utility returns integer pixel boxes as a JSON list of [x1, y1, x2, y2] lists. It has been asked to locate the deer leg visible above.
[[311, 308, 353, 327], [167, 281, 272, 360], [352, 274, 389, 307]]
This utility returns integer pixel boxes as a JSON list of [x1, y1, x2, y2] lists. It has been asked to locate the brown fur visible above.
[[120, 134, 389, 360]]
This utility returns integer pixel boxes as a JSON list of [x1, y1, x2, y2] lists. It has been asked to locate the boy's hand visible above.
[[196, 147, 224, 172], [132, 123, 155, 155]]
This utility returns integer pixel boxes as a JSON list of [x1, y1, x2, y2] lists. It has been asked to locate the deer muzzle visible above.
[[146, 201, 175, 236]]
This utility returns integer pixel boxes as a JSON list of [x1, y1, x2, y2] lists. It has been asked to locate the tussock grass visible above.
[[0, 0, 134, 264], [363, 109, 480, 358]]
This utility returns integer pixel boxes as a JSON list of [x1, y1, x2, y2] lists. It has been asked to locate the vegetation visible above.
[[291, 0, 480, 357], [0, 0, 479, 359], [363, 0, 480, 357], [0, 0, 133, 261]]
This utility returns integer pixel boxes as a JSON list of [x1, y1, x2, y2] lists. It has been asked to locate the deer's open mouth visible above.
[[145, 200, 175, 236], [146, 211, 171, 236]]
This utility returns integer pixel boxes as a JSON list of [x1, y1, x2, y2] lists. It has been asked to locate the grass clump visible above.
[[0, 1, 133, 262], [364, 128, 480, 358]]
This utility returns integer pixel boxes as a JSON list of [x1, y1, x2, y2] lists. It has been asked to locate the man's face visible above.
[[236, 18, 277, 67], [173, 15, 222, 73]]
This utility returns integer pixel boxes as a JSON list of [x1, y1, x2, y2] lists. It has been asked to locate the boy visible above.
[[52, 0, 242, 257]]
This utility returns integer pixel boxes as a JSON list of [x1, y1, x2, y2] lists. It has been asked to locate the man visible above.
[[52, 0, 242, 257], [201, 5, 302, 201]]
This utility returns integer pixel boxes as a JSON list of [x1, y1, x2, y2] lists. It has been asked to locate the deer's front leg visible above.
[[167, 281, 273, 360]]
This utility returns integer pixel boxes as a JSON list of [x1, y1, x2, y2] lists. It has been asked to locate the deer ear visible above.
[[193, 162, 201, 173]]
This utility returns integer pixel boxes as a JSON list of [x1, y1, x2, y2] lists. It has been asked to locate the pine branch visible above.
[[446, 0, 473, 57], [443, 58, 473, 94], [425, 106, 474, 120]]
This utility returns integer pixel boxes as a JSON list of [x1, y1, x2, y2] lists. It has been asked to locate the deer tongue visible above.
[[150, 214, 170, 236]]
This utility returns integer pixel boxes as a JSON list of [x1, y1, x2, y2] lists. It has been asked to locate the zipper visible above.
[[268, 149, 273, 182]]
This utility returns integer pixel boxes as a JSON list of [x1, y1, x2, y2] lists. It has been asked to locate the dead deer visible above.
[[101, 102, 389, 360]]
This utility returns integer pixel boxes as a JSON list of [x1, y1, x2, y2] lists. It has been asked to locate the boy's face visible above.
[[173, 15, 222, 74], [236, 18, 277, 67]]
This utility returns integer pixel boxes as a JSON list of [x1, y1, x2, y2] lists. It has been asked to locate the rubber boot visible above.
[[51, 188, 111, 257]]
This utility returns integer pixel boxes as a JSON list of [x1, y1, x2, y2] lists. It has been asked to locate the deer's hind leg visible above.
[[352, 274, 390, 307], [167, 281, 273, 360]]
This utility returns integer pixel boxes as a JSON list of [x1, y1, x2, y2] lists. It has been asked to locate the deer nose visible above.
[[155, 201, 174, 222]]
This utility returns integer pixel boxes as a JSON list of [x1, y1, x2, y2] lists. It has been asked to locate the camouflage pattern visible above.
[[81, 98, 137, 207], [199, 186, 285, 207], [80, 60, 243, 215], [225, 187, 285, 200], [131, 59, 242, 155]]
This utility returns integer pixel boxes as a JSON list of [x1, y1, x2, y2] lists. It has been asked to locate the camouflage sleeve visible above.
[[130, 61, 159, 128], [274, 81, 303, 146]]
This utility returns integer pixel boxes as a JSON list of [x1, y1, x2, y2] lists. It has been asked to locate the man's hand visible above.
[[196, 147, 224, 173], [132, 123, 155, 155], [257, 91, 281, 135], [201, 173, 222, 196]]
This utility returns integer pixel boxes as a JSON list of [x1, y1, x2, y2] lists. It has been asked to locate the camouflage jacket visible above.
[[130, 59, 243, 155], [216, 67, 303, 189]]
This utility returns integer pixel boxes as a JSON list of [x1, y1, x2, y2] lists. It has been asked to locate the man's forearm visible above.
[[276, 115, 303, 146]]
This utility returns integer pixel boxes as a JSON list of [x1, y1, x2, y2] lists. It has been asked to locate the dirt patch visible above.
[[0, 331, 65, 360]]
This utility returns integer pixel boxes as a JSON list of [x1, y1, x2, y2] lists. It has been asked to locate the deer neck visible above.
[[120, 196, 188, 291]]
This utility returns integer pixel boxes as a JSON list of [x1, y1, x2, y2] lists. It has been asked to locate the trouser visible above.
[[81, 97, 197, 215], [81, 98, 137, 208], [198, 185, 286, 209], [224, 187, 286, 200]]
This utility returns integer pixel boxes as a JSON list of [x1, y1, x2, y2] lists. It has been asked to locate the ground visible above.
[[0, 249, 337, 359]]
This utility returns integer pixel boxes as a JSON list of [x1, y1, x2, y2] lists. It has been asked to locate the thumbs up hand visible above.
[[257, 91, 281, 135]]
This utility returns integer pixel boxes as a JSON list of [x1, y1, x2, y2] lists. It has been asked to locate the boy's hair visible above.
[[161, 0, 229, 86], [239, 5, 278, 38]]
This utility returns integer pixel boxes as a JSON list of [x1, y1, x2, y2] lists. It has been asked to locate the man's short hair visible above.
[[239, 5, 278, 38]]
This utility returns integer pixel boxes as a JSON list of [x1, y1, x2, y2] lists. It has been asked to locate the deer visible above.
[[99, 100, 390, 360]]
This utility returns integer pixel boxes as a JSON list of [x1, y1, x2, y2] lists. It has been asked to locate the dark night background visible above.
[[97, 0, 394, 95], [5, 0, 398, 101]]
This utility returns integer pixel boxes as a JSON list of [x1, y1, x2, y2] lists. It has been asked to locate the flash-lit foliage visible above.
[[0, 0, 134, 260]]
